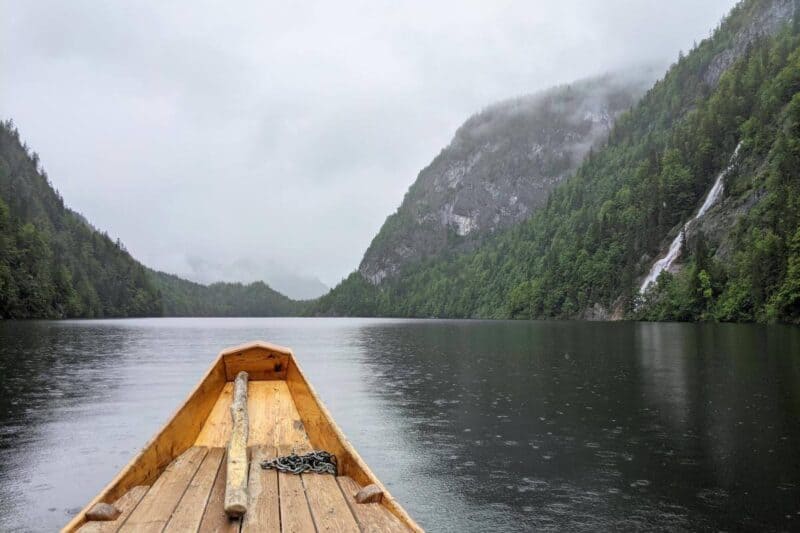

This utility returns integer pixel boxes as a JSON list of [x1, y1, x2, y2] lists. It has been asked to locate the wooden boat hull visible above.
[[63, 341, 422, 532]]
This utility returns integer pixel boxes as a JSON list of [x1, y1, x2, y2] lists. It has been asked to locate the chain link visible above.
[[260, 451, 337, 475]]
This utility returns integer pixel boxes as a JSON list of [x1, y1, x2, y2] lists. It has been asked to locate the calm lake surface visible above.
[[0, 318, 799, 532]]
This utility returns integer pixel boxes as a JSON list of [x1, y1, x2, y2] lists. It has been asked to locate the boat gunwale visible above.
[[288, 349, 423, 531], [60, 344, 230, 532]]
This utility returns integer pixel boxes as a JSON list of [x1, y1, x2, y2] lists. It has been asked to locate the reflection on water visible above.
[[0, 318, 798, 532]]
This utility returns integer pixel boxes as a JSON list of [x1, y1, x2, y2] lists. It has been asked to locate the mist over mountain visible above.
[[1, 0, 738, 288], [359, 69, 657, 285], [176, 256, 328, 300]]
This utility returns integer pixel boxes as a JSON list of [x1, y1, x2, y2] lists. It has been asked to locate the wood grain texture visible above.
[[119, 446, 208, 533], [76, 486, 149, 533], [272, 381, 311, 454], [241, 446, 280, 533], [280, 385, 360, 532], [198, 449, 242, 533], [195, 382, 234, 447], [247, 381, 275, 446], [164, 447, 225, 532], [278, 473, 315, 533], [225, 371, 250, 517], [303, 474, 359, 533], [223, 347, 289, 381], [273, 388, 315, 533], [285, 362, 359, 480], [201, 381, 277, 448], [286, 357, 423, 532], [338, 476, 410, 533]]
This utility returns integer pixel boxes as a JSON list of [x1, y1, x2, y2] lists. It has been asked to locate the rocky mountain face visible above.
[[703, 0, 797, 86], [358, 73, 654, 285], [640, 0, 800, 300]]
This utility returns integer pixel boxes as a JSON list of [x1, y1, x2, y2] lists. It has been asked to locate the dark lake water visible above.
[[0, 318, 799, 532]]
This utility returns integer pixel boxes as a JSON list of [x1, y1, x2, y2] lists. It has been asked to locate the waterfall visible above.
[[639, 143, 741, 294]]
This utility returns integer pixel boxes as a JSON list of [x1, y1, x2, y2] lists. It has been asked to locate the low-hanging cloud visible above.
[[0, 0, 737, 287]]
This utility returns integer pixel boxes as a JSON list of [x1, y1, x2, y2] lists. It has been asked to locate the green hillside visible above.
[[313, 0, 800, 324], [0, 120, 162, 318], [151, 270, 304, 317]]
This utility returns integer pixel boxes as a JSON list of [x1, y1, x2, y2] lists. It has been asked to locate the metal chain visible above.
[[260, 451, 337, 475]]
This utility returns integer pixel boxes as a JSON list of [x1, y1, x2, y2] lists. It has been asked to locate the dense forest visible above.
[[312, 0, 800, 324], [151, 270, 303, 317], [0, 120, 162, 318]]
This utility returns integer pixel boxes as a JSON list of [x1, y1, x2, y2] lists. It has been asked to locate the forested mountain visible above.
[[0, 120, 162, 318], [313, 0, 800, 324], [172, 256, 328, 300], [6, 0, 799, 324], [359, 72, 653, 285], [151, 270, 304, 317], [0, 121, 302, 318]]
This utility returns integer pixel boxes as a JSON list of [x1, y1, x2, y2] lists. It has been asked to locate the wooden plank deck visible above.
[[197, 449, 241, 532], [119, 446, 208, 533], [164, 447, 225, 531], [77, 380, 412, 532], [241, 446, 280, 533]]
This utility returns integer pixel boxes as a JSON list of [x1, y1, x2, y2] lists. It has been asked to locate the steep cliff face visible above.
[[358, 73, 653, 285], [703, 0, 797, 86], [671, 0, 799, 266]]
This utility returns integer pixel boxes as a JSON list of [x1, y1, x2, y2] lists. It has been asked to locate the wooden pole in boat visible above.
[[225, 370, 249, 517]]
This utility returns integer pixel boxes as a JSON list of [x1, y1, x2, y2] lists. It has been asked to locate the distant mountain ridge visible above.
[[176, 256, 328, 300], [150, 270, 303, 316], [359, 71, 655, 285]]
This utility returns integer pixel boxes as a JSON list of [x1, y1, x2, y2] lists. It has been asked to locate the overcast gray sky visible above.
[[1, 0, 737, 289]]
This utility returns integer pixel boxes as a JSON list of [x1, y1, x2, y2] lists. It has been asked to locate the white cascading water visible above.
[[639, 143, 741, 293]]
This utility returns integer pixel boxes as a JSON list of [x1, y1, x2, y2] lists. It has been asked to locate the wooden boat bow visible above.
[[63, 341, 422, 532]]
